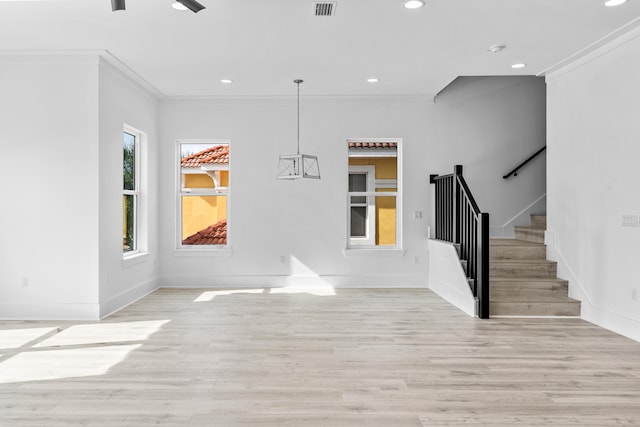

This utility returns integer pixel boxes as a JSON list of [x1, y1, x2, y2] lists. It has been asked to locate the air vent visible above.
[[314, 2, 336, 16]]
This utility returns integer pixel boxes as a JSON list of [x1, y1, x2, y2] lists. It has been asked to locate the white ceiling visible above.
[[1, 0, 639, 98]]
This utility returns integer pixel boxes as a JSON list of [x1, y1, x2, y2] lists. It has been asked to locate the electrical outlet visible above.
[[279, 256, 286, 264], [632, 288, 638, 302], [21, 276, 29, 288], [622, 215, 639, 227], [414, 211, 423, 219], [414, 256, 420, 264]]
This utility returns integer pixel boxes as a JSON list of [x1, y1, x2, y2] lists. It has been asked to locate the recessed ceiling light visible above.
[[488, 44, 506, 53], [404, 0, 425, 9], [220, 79, 233, 84], [511, 63, 527, 69], [604, 0, 628, 6], [367, 78, 379, 83], [171, 2, 188, 11]]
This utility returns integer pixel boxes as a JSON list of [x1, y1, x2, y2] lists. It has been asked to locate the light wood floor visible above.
[[1, 288, 639, 426]]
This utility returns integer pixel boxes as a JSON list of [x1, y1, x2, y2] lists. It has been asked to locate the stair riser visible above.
[[491, 302, 580, 316], [491, 289, 571, 300], [490, 263, 557, 278], [530, 215, 547, 228], [491, 283, 569, 299], [491, 279, 568, 289], [514, 229, 545, 244], [490, 246, 546, 260]]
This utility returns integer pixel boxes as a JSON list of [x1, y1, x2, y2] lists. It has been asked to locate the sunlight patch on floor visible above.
[[0, 344, 140, 384], [34, 320, 170, 348], [269, 285, 336, 296], [271, 276, 336, 296], [194, 289, 265, 302], [0, 327, 58, 350]]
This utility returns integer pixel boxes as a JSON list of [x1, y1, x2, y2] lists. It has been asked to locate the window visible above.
[[178, 141, 229, 248], [347, 139, 401, 248], [348, 165, 376, 245], [123, 130, 139, 253]]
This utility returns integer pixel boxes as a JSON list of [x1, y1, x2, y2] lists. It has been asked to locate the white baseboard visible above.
[[159, 274, 426, 289], [579, 299, 640, 342], [546, 230, 640, 343], [0, 278, 161, 321], [0, 302, 100, 321], [99, 277, 160, 319]]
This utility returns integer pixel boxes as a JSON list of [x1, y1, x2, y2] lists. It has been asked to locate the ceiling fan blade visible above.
[[177, 0, 205, 13]]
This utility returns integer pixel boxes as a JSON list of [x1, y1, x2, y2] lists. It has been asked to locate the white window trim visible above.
[[176, 139, 231, 251], [123, 125, 148, 260], [348, 165, 376, 246], [345, 138, 403, 253]]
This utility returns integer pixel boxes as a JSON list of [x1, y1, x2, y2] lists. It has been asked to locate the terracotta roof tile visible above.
[[181, 145, 229, 168], [182, 219, 227, 245], [348, 142, 397, 149]]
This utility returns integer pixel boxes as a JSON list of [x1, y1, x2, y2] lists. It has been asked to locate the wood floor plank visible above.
[[0, 288, 639, 426]]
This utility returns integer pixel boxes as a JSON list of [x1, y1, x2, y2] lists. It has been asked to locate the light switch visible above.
[[622, 215, 639, 227]]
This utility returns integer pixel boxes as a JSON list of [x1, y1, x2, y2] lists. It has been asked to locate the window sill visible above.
[[122, 252, 150, 268], [343, 248, 406, 257], [174, 248, 233, 257]]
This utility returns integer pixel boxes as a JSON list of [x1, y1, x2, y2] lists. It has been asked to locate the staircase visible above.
[[490, 215, 581, 316]]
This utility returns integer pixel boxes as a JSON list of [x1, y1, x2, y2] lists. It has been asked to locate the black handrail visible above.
[[503, 145, 546, 179], [430, 165, 490, 319]]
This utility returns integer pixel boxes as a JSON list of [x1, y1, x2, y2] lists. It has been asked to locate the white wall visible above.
[[0, 55, 100, 319], [433, 76, 548, 237], [546, 27, 640, 341], [97, 58, 160, 318], [0, 54, 160, 320], [159, 97, 431, 287], [159, 76, 546, 288]]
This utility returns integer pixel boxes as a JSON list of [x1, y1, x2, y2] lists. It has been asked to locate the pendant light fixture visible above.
[[277, 79, 321, 180]]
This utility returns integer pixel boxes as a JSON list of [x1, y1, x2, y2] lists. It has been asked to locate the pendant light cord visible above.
[[296, 80, 301, 155]]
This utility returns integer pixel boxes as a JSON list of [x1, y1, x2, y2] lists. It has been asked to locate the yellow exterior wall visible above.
[[349, 157, 396, 180], [181, 171, 229, 240], [375, 189, 396, 245], [182, 195, 226, 239], [349, 156, 397, 246], [220, 170, 229, 186]]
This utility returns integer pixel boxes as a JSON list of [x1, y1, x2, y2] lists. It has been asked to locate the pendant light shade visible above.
[[277, 154, 321, 180], [277, 79, 321, 180]]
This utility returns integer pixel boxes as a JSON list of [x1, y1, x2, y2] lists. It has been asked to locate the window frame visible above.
[[348, 165, 376, 246], [176, 139, 231, 251], [346, 138, 403, 251], [122, 127, 140, 256]]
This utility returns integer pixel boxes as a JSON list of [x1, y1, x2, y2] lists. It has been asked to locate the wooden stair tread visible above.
[[514, 226, 545, 244], [514, 225, 546, 231], [491, 277, 567, 283], [490, 238, 544, 246], [490, 301, 581, 316], [490, 238, 547, 261], [491, 292, 578, 302], [491, 259, 556, 265]]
